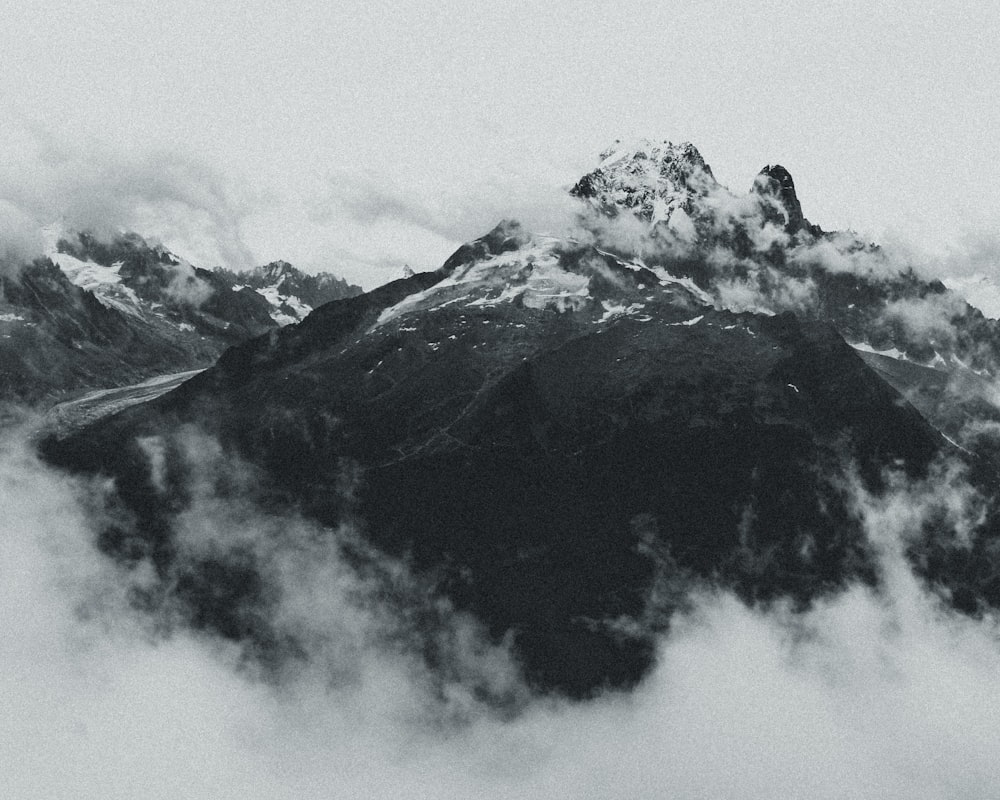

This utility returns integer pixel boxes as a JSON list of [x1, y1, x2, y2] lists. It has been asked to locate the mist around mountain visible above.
[[8, 141, 1000, 797]]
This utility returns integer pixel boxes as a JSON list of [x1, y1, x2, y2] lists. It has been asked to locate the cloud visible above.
[[6, 410, 1000, 799], [161, 261, 215, 308], [0, 123, 257, 270], [0, 419, 525, 798], [336, 171, 579, 243], [0, 199, 44, 275], [712, 267, 819, 316], [916, 231, 1000, 320], [240, 167, 587, 289], [939, 230, 1000, 281], [789, 232, 904, 279], [882, 291, 967, 347], [7, 142, 1000, 797], [113, 424, 526, 705], [322, 167, 583, 246]]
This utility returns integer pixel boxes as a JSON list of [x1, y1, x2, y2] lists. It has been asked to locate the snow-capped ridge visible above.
[[376, 235, 593, 327], [571, 139, 719, 230], [593, 138, 714, 181], [220, 260, 362, 324]]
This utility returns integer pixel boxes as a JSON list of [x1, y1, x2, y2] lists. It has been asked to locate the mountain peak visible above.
[[571, 138, 717, 226], [753, 164, 806, 232], [595, 138, 712, 176], [261, 260, 295, 273], [256, 260, 297, 285]]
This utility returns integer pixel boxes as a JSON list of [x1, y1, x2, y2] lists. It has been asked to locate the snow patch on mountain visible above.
[[669, 315, 704, 327], [851, 342, 909, 361], [47, 251, 122, 290], [597, 301, 648, 324], [47, 250, 144, 317], [596, 249, 714, 307], [376, 238, 591, 327], [250, 284, 313, 326]]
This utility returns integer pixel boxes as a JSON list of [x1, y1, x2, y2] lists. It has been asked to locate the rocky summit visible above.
[[40, 141, 1000, 697]]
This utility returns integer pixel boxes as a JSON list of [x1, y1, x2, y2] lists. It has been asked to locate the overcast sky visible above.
[[2, 0, 999, 287]]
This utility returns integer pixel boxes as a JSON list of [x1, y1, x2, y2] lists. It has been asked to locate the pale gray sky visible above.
[[2, 0, 999, 287]]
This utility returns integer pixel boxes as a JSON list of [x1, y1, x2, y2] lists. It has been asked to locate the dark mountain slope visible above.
[[42, 229, 951, 696], [0, 258, 218, 404], [40, 140, 1000, 696]]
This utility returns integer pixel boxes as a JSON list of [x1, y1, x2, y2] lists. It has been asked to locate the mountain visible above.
[[0, 255, 219, 406], [574, 140, 1000, 464], [40, 141, 1000, 697], [0, 230, 359, 405], [570, 140, 716, 230], [215, 261, 361, 326]]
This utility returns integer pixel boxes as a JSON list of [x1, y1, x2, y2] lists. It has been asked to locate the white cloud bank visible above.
[[0, 124, 257, 273], [3, 418, 1000, 800]]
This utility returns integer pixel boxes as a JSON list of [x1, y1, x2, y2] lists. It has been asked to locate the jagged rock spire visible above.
[[753, 164, 805, 232]]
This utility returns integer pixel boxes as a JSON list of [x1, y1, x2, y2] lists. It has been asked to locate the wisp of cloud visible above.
[[0, 123, 256, 272]]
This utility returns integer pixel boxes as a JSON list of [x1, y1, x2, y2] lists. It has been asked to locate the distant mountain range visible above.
[[0, 230, 360, 403], [39, 140, 1000, 697]]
